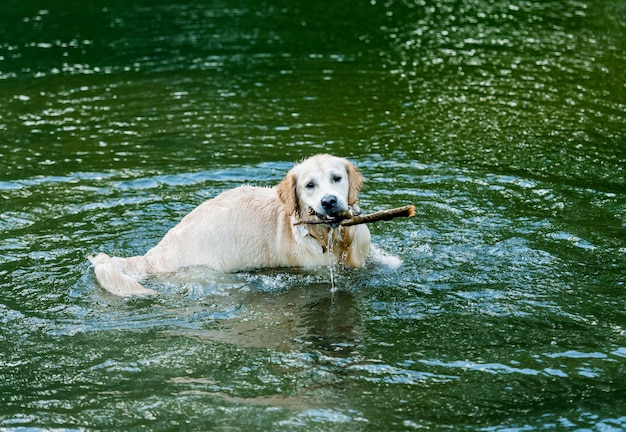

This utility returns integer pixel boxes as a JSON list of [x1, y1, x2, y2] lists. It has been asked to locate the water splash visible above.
[[327, 227, 337, 293]]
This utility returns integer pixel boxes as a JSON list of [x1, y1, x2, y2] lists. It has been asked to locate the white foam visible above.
[[370, 244, 403, 269]]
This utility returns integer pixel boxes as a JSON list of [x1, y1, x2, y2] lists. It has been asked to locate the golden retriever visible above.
[[89, 154, 371, 296]]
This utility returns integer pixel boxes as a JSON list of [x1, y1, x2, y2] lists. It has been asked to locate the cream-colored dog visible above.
[[89, 154, 371, 296]]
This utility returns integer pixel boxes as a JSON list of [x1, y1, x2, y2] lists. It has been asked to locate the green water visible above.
[[1, 0, 625, 430]]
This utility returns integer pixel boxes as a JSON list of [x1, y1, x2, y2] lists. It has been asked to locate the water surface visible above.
[[1, 0, 625, 430]]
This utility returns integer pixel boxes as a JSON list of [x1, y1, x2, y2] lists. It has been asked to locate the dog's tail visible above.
[[88, 253, 157, 297]]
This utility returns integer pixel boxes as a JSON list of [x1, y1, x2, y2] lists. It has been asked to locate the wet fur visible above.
[[89, 154, 371, 296]]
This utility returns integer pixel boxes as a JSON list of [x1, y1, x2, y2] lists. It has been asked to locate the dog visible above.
[[89, 154, 371, 296]]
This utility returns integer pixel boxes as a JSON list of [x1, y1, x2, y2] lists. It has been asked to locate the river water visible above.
[[1, 0, 625, 430]]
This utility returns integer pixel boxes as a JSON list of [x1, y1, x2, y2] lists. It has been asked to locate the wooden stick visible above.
[[294, 205, 415, 227]]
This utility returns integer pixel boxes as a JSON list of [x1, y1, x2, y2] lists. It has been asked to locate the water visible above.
[[1, 0, 625, 430], [328, 227, 338, 293]]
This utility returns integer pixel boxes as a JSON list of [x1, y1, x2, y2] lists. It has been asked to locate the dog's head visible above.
[[277, 154, 363, 220]]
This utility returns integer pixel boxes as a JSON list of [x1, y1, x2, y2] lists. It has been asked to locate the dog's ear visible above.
[[277, 173, 298, 216], [346, 161, 363, 206]]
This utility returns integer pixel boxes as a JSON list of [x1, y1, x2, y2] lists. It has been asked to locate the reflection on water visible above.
[[2, 159, 624, 429], [1, 0, 626, 429], [161, 277, 365, 357]]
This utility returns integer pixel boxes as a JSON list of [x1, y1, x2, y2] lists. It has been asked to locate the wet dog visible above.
[[89, 154, 371, 296]]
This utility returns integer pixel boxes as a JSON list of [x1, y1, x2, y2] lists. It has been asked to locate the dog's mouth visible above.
[[307, 208, 355, 223]]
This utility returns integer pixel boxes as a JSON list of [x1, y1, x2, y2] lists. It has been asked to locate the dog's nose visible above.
[[321, 195, 338, 212]]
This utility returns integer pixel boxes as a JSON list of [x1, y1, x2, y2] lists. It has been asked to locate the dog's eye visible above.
[[333, 175, 342, 183], [305, 181, 315, 189]]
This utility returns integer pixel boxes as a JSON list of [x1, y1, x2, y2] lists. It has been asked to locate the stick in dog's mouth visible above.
[[296, 205, 415, 227], [306, 208, 353, 222]]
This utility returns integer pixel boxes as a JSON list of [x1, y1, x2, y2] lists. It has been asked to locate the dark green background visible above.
[[1, 0, 625, 429]]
